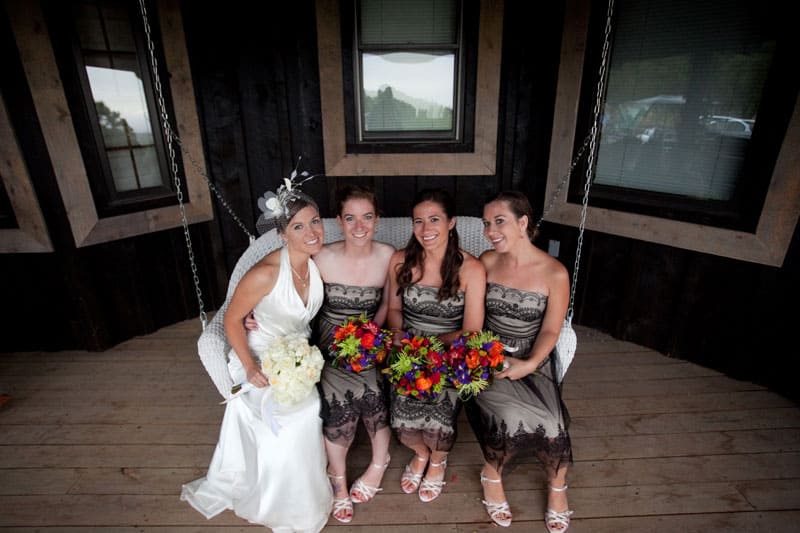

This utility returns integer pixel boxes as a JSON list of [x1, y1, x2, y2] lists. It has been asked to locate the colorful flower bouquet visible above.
[[384, 333, 448, 400], [330, 313, 392, 372], [444, 330, 506, 400], [259, 334, 325, 406]]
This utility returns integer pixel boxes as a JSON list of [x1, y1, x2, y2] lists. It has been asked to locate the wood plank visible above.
[[3, 453, 794, 497], [1, 481, 790, 527]]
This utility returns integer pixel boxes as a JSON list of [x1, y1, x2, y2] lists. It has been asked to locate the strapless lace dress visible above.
[[314, 282, 389, 446], [465, 282, 572, 473], [390, 284, 464, 452]]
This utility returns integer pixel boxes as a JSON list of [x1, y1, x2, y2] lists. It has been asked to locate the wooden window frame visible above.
[[0, 96, 53, 253], [343, 0, 473, 149], [7, 0, 212, 247], [545, 0, 799, 267], [316, 0, 503, 176]]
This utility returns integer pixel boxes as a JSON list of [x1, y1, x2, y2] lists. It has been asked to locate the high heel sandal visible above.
[[400, 455, 428, 494], [326, 472, 353, 523], [418, 456, 447, 503], [349, 454, 391, 503], [480, 471, 512, 527], [545, 484, 574, 533]]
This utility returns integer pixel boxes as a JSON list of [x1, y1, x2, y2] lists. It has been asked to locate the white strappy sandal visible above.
[[545, 484, 574, 532], [418, 456, 447, 503], [480, 471, 512, 527], [349, 454, 390, 503], [400, 455, 428, 494], [326, 472, 353, 523]]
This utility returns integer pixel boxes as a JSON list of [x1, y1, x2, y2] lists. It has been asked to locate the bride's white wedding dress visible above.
[[181, 246, 333, 532]]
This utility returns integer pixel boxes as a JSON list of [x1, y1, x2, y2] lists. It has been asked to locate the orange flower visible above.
[[416, 376, 432, 391], [360, 333, 375, 350], [334, 323, 357, 341], [466, 349, 480, 369]]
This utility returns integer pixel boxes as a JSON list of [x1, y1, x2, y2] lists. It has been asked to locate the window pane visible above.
[[361, 52, 454, 132], [75, 1, 167, 198], [107, 149, 137, 191], [132, 146, 162, 188], [595, 0, 774, 201], [360, 0, 456, 45]]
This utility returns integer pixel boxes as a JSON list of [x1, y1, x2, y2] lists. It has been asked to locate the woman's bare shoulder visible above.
[[460, 251, 487, 281], [389, 248, 406, 263]]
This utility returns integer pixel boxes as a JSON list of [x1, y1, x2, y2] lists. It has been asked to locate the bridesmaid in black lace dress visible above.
[[386, 188, 486, 503], [312, 186, 395, 523], [467, 191, 573, 531]]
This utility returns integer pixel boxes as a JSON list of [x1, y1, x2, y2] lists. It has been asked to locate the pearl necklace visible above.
[[290, 263, 309, 289]]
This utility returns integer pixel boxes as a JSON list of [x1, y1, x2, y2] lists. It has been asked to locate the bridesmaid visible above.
[[312, 185, 394, 523], [467, 191, 573, 531], [385, 188, 486, 503]]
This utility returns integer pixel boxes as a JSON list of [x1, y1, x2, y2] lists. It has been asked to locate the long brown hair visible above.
[[486, 190, 538, 242], [396, 189, 463, 300]]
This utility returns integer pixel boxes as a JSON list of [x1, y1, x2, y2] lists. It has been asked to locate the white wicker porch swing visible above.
[[135, 0, 616, 398]]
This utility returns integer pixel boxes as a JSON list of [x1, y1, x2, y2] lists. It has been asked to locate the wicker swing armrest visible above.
[[196, 229, 283, 400], [197, 305, 234, 399]]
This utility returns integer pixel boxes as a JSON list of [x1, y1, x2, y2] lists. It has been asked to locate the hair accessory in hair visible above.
[[256, 158, 319, 234], [258, 161, 316, 218]]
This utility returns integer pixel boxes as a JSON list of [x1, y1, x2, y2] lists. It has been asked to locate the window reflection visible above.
[[74, 1, 166, 194], [361, 52, 454, 132], [595, 0, 774, 202]]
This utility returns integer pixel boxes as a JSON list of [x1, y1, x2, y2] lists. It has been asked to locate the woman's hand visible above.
[[246, 365, 270, 388], [495, 357, 537, 381], [390, 328, 406, 347], [244, 311, 258, 332]]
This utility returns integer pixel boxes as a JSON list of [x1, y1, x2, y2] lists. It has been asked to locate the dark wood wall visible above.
[[181, 0, 566, 271], [0, 4, 222, 351]]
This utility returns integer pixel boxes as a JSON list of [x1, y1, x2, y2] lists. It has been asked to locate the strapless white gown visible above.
[[181, 247, 332, 532]]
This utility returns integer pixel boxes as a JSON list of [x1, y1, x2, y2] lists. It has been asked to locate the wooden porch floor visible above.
[[1, 319, 799, 532]]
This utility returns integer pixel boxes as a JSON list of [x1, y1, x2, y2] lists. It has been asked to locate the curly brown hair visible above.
[[396, 189, 463, 300]]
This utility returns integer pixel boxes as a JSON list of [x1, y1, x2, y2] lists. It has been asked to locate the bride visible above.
[[181, 184, 333, 532]]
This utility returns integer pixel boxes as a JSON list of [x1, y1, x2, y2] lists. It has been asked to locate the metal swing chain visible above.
[[568, 0, 615, 320], [138, 0, 209, 328]]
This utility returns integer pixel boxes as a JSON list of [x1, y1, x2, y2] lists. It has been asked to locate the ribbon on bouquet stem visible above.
[[220, 382, 283, 436]]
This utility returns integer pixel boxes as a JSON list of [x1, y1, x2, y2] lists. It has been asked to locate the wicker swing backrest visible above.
[[197, 216, 491, 399]]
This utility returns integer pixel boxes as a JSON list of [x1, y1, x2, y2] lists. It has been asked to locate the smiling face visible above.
[[283, 205, 324, 255], [412, 200, 456, 250], [337, 197, 377, 247], [482, 200, 528, 253]]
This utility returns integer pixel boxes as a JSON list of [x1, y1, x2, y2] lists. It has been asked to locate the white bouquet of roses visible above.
[[259, 334, 324, 407]]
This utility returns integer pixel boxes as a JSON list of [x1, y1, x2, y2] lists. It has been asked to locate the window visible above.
[[317, 0, 502, 176], [48, 0, 176, 217], [545, 0, 799, 266], [9, 0, 212, 247], [574, 0, 786, 232], [352, 0, 465, 144]]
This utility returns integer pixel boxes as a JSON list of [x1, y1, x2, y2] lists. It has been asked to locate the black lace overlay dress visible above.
[[390, 284, 465, 452], [315, 283, 389, 447], [465, 282, 572, 474]]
